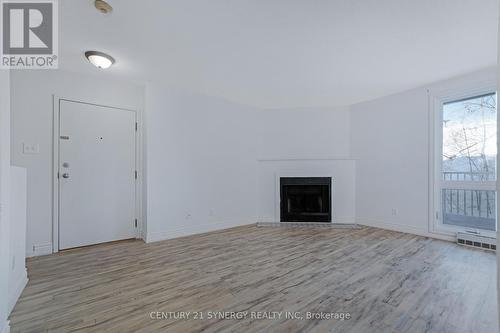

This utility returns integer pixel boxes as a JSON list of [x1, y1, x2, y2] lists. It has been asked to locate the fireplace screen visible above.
[[280, 177, 331, 222]]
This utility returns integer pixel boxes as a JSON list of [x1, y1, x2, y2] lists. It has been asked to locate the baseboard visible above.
[[257, 217, 356, 224], [257, 217, 276, 223], [146, 220, 254, 243], [257, 222, 361, 229], [8, 268, 28, 314], [356, 217, 455, 242], [27, 242, 53, 257], [1, 320, 10, 333], [333, 216, 356, 224], [144, 217, 456, 243]]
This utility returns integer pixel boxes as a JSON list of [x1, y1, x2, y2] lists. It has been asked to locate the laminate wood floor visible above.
[[9, 225, 498, 333]]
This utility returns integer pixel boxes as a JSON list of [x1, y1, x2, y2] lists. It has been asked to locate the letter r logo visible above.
[[2, 2, 53, 54]]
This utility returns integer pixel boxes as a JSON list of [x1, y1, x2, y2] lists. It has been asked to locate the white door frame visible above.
[[52, 96, 144, 253], [428, 78, 497, 238]]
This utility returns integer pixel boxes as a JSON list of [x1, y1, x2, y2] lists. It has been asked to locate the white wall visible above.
[[257, 107, 351, 159], [351, 87, 429, 236], [10, 70, 144, 256], [15, 67, 495, 258], [145, 84, 259, 241], [0, 69, 11, 333], [256, 107, 355, 223], [146, 88, 357, 242], [11, 71, 355, 252], [351, 68, 496, 239], [8, 167, 27, 314]]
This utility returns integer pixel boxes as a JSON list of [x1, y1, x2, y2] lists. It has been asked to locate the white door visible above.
[[58, 100, 136, 250]]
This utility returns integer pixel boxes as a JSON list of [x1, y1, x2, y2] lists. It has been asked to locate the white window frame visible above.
[[429, 78, 497, 239]]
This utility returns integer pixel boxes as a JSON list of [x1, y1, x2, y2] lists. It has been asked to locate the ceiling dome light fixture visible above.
[[94, 0, 113, 14], [84, 51, 115, 69]]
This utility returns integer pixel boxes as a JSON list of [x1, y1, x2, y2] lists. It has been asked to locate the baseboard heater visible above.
[[456, 232, 496, 251]]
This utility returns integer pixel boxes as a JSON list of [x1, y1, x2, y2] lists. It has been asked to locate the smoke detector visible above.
[[94, 0, 112, 14]]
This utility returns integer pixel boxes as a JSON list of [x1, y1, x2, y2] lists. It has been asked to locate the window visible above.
[[439, 93, 497, 233], [442, 93, 496, 182]]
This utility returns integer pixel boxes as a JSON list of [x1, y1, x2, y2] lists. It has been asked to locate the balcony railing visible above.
[[443, 171, 495, 181], [442, 171, 496, 231]]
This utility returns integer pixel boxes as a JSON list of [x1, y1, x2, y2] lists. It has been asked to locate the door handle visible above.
[[62, 173, 70, 179]]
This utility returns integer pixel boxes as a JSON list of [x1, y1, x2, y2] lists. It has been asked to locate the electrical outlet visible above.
[[185, 212, 192, 219], [391, 208, 398, 216], [23, 143, 39, 154]]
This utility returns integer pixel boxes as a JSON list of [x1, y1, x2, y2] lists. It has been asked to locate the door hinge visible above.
[[134, 219, 137, 228], [135, 170, 138, 179], [135, 122, 138, 131], [57, 171, 60, 179], [436, 211, 439, 220]]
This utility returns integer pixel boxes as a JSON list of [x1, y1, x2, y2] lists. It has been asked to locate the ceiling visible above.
[[60, 0, 499, 109]]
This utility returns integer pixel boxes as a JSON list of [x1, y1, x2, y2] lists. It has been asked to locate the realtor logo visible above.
[[1, 0, 58, 69]]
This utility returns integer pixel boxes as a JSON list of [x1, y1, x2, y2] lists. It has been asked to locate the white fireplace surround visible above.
[[257, 159, 356, 224]]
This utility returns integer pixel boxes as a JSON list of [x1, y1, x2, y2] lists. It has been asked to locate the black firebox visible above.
[[280, 177, 331, 222]]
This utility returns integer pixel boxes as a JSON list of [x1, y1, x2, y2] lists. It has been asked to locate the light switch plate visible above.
[[23, 143, 39, 154]]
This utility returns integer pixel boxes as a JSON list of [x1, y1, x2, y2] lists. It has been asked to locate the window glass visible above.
[[442, 93, 497, 181]]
